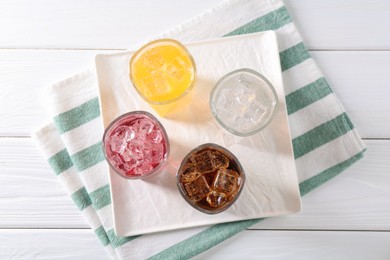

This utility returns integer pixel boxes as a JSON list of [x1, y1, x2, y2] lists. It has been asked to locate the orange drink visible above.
[[129, 39, 196, 116]]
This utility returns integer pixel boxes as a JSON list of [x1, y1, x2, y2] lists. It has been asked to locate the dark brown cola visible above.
[[177, 143, 245, 214]]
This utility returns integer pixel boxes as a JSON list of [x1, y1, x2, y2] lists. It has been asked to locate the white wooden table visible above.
[[1, 1, 389, 259]]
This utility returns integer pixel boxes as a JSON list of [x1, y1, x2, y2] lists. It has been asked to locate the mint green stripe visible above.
[[286, 77, 332, 115], [95, 226, 110, 246], [148, 218, 263, 260], [70, 141, 105, 171], [53, 97, 100, 134], [150, 150, 365, 260], [90, 184, 111, 210], [71, 187, 92, 210], [224, 6, 291, 37], [48, 149, 73, 175], [280, 42, 311, 71], [292, 113, 355, 159], [107, 229, 140, 248], [299, 150, 365, 196]]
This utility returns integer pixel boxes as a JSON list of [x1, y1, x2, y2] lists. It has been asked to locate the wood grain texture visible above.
[[0, 229, 107, 260], [0, 138, 389, 230], [284, 0, 390, 50], [0, 49, 100, 136], [0, 138, 87, 228], [1, 229, 389, 259], [0, 0, 389, 49], [0, 0, 220, 49], [196, 230, 390, 259], [0, 50, 389, 137]]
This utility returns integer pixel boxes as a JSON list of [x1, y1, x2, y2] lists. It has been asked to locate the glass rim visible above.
[[129, 38, 197, 105], [176, 143, 246, 214], [209, 68, 279, 137], [102, 110, 170, 180]]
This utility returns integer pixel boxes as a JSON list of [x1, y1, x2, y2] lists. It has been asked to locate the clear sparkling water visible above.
[[211, 70, 278, 136]]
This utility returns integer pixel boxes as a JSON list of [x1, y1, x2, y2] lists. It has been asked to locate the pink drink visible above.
[[103, 111, 169, 179]]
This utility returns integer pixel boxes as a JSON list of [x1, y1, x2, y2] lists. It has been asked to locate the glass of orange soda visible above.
[[129, 39, 196, 116]]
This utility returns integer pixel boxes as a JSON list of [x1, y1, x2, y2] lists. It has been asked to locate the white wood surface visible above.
[[1, 230, 389, 260], [0, 0, 389, 259], [1, 0, 389, 50]]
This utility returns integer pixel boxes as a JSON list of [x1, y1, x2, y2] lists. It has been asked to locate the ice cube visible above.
[[193, 150, 211, 163], [134, 162, 154, 175], [238, 73, 256, 90], [180, 163, 200, 183], [142, 145, 153, 163], [216, 88, 235, 110], [123, 158, 137, 172], [195, 158, 214, 174], [165, 57, 187, 81], [138, 118, 154, 135], [210, 150, 229, 169], [242, 102, 265, 123], [206, 191, 227, 208], [125, 127, 136, 141], [142, 49, 165, 69], [121, 149, 133, 162], [236, 84, 256, 104], [150, 142, 165, 165], [147, 129, 163, 143], [127, 141, 144, 160], [153, 74, 171, 94], [213, 169, 240, 194], [109, 136, 126, 154], [184, 175, 211, 202]]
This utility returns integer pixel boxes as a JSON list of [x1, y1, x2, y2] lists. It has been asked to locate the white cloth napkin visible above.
[[96, 31, 301, 237], [32, 0, 366, 259]]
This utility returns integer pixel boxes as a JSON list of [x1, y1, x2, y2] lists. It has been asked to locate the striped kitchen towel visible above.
[[32, 0, 366, 259]]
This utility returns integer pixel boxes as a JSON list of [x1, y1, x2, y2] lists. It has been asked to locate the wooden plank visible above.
[[0, 50, 389, 137], [0, 49, 100, 136], [196, 230, 390, 259], [0, 229, 389, 259], [0, 138, 389, 230], [0, 229, 107, 260], [0, 137, 87, 228], [284, 0, 390, 50], [0, 0, 220, 49], [0, 0, 389, 50]]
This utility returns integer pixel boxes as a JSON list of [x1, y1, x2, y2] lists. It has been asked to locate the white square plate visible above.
[[96, 31, 301, 237]]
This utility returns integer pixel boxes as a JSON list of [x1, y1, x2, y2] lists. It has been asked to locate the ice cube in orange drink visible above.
[[129, 39, 196, 115]]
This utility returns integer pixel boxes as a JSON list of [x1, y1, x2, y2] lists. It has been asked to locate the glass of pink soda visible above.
[[102, 111, 169, 179]]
